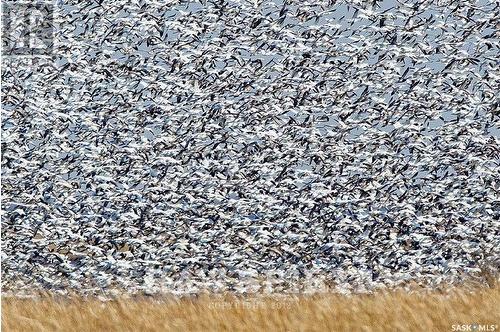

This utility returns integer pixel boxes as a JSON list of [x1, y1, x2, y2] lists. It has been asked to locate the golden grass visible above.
[[2, 287, 499, 332]]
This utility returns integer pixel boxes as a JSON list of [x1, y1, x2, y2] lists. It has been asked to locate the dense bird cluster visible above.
[[2, 0, 499, 295]]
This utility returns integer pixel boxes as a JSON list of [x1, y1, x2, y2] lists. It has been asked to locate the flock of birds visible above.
[[2, 0, 499, 295]]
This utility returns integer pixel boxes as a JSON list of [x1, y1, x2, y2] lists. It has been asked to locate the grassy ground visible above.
[[2, 286, 499, 332]]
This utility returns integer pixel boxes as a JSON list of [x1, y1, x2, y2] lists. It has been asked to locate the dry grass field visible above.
[[2, 285, 499, 332]]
